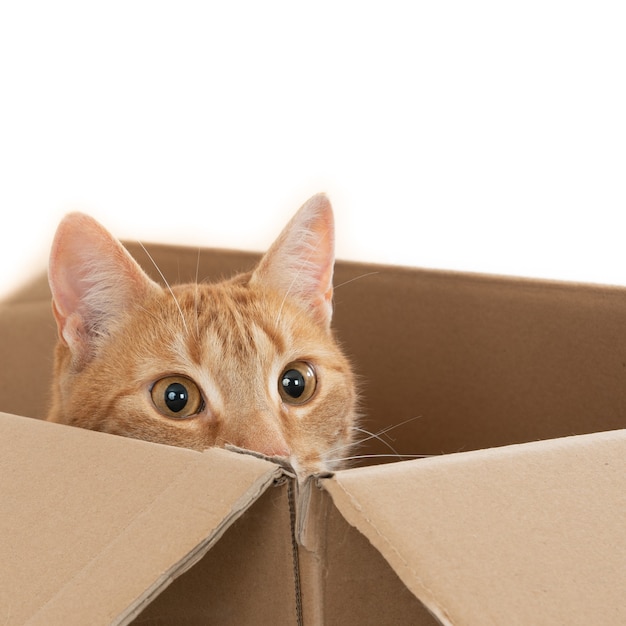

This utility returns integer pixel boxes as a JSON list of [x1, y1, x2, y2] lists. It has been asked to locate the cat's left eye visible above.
[[151, 375, 203, 419]]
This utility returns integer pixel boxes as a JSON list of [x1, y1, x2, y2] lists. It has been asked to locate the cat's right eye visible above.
[[151, 375, 203, 419], [279, 361, 317, 405]]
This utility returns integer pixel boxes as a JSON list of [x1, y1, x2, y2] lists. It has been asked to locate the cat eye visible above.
[[279, 361, 317, 405], [151, 376, 203, 419]]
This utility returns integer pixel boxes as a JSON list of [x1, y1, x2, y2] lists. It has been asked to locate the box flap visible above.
[[324, 429, 626, 625], [132, 473, 300, 625], [0, 412, 282, 625], [297, 479, 441, 625]]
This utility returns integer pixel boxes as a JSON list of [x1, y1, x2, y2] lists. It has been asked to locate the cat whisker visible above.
[[379, 414, 423, 437], [274, 270, 298, 329], [351, 426, 402, 457], [194, 282, 200, 339], [194, 247, 201, 339], [194, 247, 201, 283], [352, 414, 423, 448], [138, 242, 189, 335], [334, 453, 433, 463], [326, 415, 423, 460], [333, 271, 380, 290]]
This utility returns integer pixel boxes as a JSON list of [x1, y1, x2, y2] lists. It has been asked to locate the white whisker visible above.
[[352, 426, 401, 457], [194, 247, 201, 338], [326, 415, 424, 460], [138, 242, 189, 334], [334, 453, 433, 463], [334, 271, 380, 290], [351, 415, 423, 449], [365, 414, 424, 443]]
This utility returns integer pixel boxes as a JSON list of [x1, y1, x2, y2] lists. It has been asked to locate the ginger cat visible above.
[[47, 194, 357, 481]]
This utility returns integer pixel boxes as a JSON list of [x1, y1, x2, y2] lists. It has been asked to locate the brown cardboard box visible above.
[[1, 243, 625, 625]]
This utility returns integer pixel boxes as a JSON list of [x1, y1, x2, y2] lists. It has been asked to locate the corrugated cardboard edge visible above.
[[0, 413, 286, 626], [116, 452, 286, 626], [322, 429, 626, 626]]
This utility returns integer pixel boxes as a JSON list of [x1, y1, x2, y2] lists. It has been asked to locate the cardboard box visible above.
[[1, 242, 625, 625]]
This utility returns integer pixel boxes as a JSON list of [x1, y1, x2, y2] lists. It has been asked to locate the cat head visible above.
[[47, 194, 357, 481]]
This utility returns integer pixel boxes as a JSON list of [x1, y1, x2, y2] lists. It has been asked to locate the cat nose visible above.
[[235, 420, 290, 459]]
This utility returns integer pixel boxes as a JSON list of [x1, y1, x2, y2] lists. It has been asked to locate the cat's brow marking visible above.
[[138, 241, 189, 334]]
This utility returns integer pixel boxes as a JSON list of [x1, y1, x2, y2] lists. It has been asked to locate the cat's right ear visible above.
[[48, 212, 158, 365]]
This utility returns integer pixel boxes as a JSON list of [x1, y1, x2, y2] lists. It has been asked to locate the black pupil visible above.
[[164, 382, 188, 413], [281, 369, 306, 398]]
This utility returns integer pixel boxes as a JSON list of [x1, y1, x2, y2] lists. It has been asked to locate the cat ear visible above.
[[48, 212, 158, 363], [251, 193, 336, 328]]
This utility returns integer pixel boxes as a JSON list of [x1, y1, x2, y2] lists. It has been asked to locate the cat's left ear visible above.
[[251, 193, 335, 329]]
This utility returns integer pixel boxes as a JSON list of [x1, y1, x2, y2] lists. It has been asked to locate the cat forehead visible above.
[[167, 280, 320, 329], [131, 280, 324, 358], [168, 280, 286, 323]]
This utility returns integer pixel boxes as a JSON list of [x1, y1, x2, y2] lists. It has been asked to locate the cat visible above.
[[46, 194, 358, 482]]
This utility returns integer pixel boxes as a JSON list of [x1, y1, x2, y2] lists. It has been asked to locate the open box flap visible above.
[[323, 429, 626, 625], [0, 412, 282, 625]]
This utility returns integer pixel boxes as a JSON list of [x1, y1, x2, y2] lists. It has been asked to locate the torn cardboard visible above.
[[1, 242, 625, 624]]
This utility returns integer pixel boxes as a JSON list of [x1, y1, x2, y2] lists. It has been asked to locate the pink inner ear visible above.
[[49, 212, 156, 353], [49, 213, 113, 319], [252, 193, 336, 328]]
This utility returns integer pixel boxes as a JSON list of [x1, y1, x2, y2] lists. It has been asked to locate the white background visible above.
[[1, 1, 625, 300]]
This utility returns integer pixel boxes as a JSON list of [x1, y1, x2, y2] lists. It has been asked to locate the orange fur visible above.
[[47, 195, 357, 481]]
